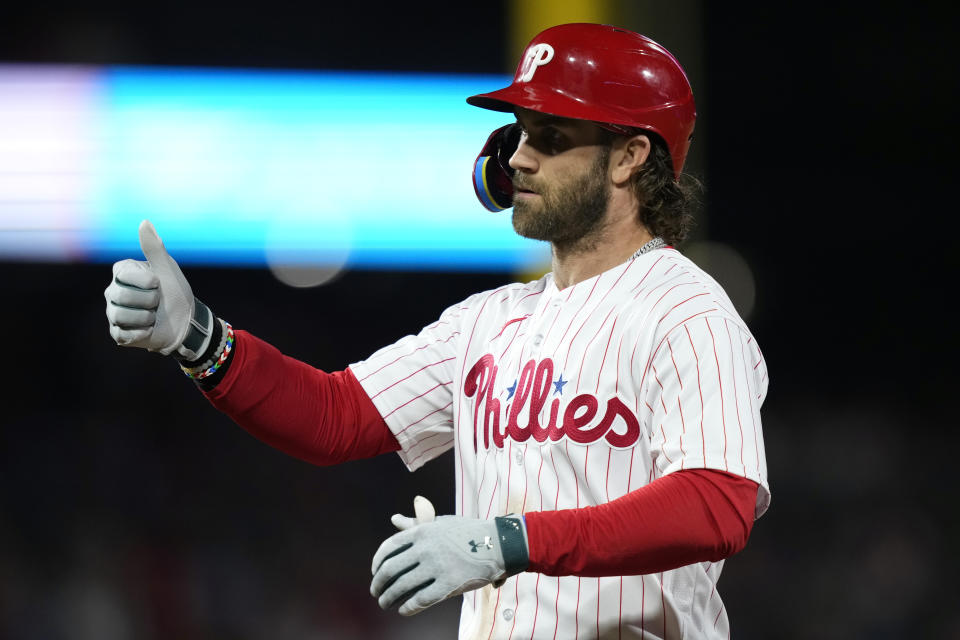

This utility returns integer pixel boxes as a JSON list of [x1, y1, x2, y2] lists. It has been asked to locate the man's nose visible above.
[[508, 136, 539, 173]]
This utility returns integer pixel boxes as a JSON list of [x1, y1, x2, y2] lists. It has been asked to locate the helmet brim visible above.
[[468, 83, 615, 122], [467, 84, 685, 139]]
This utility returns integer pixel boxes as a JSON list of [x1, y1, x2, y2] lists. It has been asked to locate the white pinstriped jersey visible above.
[[351, 247, 770, 639]]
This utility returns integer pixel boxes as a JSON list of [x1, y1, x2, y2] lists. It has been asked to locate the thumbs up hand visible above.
[[104, 220, 213, 361]]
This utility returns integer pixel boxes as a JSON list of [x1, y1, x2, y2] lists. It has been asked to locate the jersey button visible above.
[[532, 334, 543, 347], [514, 449, 524, 466], [502, 608, 515, 621]]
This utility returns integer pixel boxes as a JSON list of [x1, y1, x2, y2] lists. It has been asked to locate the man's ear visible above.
[[611, 134, 651, 185]]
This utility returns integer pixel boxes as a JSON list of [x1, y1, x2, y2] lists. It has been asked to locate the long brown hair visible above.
[[627, 134, 701, 247]]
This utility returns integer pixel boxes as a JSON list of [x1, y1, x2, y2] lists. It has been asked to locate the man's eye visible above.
[[515, 125, 568, 154], [543, 130, 568, 153]]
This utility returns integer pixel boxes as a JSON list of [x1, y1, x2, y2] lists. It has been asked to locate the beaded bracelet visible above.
[[179, 317, 223, 372], [180, 319, 221, 374], [181, 321, 234, 380]]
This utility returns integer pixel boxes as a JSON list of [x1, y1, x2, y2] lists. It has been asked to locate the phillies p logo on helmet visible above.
[[517, 43, 554, 82]]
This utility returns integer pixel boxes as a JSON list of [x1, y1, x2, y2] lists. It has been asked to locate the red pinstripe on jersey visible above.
[[507, 577, 520, 639], [380, 380, 451, 419], [724, 320, 746, 469], [596, 314, 619, 393], [618, 575, 624, 639], [706, 319, 730, 470], [668, 337, 683, 388], [630, 254, 664, 291], [594, 577, 601, 636], [357, 332, 461, 382], [660, 574, 667, 639], [519, 442, 531, 513], [530, 573, 541, 637], [475, 448, 490, 507], [541, 303, 565, 346], [562, 261, 633, 374], [659, 423, 674, 468], [368, 357, 456, 399], [552, 576, 560, 640], [397, 401, 453, 436], [557, 277, 598, 343], [640, 577, 645, 638], [498, 321, 525, 358], [484, 475, 499, 520], [652, 364, 669, 413], [686, 324, 708, 468], [350, 248, 769, 639], [742, 334, 762, 478], [504, 440, 514, 512], [573, 304, 616, 386], [635, 307, 717, 415], [605, 449, 613, 501], [406, 431, 454, 467], [486, 588, 502, 640]]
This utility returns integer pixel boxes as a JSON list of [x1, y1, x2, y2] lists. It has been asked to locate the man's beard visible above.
[[511, 148, 610, 250]]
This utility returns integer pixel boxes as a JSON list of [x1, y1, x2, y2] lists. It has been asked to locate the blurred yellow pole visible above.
[[508, 0, 616, 66]]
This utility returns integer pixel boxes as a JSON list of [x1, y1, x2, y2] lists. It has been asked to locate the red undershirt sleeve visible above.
[[524, 469, 759, 576], [202, 330, 400, 466]]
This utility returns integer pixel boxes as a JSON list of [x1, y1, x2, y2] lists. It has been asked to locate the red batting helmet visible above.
[[468, 23, 696, 180]]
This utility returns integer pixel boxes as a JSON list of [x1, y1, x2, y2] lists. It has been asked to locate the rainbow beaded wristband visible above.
[[180, 318, 224, 373], [181, 322, 234, 380]]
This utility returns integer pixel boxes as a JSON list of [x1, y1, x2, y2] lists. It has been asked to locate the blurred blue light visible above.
[[0, 65, 551, 271], [91, 67, 546, 271]]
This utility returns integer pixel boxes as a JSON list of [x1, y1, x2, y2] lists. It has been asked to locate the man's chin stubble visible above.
[[512, 204, 606, 254]]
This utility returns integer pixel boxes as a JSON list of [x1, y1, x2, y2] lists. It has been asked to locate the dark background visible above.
[[1, 2, 956, 638]]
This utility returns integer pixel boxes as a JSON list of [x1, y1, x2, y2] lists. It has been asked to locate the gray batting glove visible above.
[[104, 220, 214, 361], [370, 496, 529, 617]]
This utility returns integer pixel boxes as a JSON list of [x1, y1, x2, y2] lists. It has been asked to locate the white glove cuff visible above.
[[176, 299, 214, 361]]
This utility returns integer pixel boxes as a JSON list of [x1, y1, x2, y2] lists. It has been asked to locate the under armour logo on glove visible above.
[[469, 537, 494, 552]]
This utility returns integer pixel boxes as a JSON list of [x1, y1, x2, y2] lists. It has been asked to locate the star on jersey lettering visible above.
[[505, 379, 518, 400], [553, 374, 568, 395]]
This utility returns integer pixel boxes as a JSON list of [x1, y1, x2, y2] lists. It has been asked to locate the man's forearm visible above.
[[525, 468, 758, 577], [203, 329, 400, 465]]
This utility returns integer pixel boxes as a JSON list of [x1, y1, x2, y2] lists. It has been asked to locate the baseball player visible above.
[[104, 23, 769, 639]]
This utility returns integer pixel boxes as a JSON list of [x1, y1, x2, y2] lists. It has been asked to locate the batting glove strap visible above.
[[177, 299, 213, 360], [494, 515, 529, 581]]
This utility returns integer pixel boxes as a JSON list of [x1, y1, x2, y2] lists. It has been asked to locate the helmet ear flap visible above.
[[473, 124, 521, 211]]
